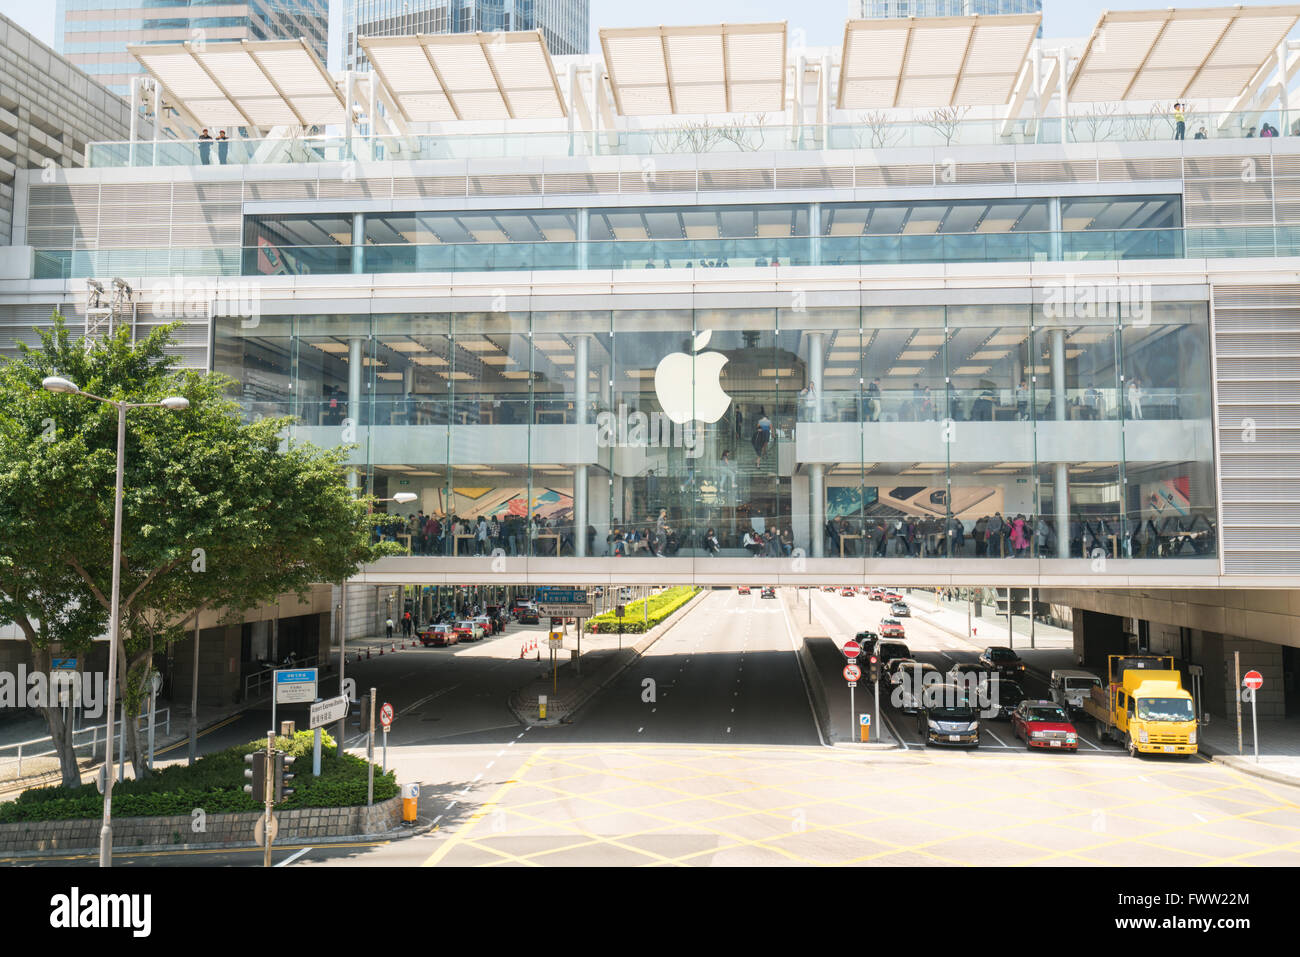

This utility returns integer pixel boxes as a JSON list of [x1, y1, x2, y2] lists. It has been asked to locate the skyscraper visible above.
[[54, 0, 330, 96], [854, 1, 1042, 28], [345, 0, 588, 71]]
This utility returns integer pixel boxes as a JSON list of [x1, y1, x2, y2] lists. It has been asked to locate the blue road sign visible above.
[[51, 658, 78, 671], [535, 587, 588, 604]]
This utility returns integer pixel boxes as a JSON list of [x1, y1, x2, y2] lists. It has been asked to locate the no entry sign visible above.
[[1242, 670, 1263, 690], [842, 640, 861, 659]]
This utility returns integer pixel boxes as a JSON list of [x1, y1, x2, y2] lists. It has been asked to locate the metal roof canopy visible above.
[[599, 22, 788, 116], [837, 14, 1040, 110], [359, 31, 567, 123], [1069, 5, 1300, 102], [130, 39, 346, 131]]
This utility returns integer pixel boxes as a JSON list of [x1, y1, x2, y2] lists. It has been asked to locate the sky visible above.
[[0, 0, 1283, 70]]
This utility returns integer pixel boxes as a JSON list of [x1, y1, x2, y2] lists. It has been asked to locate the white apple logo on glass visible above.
[[654, 329, 731, 425]]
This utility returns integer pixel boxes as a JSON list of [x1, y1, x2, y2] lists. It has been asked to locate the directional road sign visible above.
[[539, 604, 593, 617], [535, 587, 588, 604], [310, 695, 349, 729]]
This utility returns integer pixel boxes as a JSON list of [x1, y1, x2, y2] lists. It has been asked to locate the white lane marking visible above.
[[1194, 812, 1208, 823], [726, 727, 731, 734], [432, 815, 443, 825], [485, 762, 494, 770], [651, 707, 656, 713], [276, 847, 312, 867], [1140, 775, 1152, 783], [496, 750, 505, 757], [982, 726, 1011, 748], [400, 693, 436, 715], [447, 801, 458, 809], [507, 740, 516, 746], [638, 726, 644, 733], [472, 772, 483, 782], [1076, 732, 1103, 751]]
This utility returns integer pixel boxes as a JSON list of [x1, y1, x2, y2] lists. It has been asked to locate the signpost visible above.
[[844, 663, 861, 737], [1243, 671, 1262, 763], [842, 640, 861, 659], [380, 702, 393, 772], [860, 712, 871, 743], [272, 667, 318, 738], [536, 588, 589, 677]]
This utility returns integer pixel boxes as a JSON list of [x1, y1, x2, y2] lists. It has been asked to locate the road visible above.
[[10, 588, 1300, 867]]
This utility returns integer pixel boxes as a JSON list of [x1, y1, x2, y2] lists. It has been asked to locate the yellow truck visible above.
[[1082, 654, 1198, 756]]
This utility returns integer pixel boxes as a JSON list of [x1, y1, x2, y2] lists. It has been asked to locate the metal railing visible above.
[[83, 109, 1295, 168], [0, 708, 171, 779], [241, 656, 319, 702]]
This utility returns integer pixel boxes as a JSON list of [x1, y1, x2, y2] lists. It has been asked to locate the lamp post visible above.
[[336, 491, 417, 749], [42, 376, 189, 868]]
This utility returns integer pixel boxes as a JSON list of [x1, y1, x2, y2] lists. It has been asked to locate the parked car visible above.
[[472, 615, 495, 636], [1011, 700, 1079, 751], [737, 585, 751, 595], [760, 586, 776, 599], [1050, 669, 1103, 714], [879, 617, 906, 639], [890, 601, 910, 617], [917, 684, 981, 747], [418, 624, 457, 647], [454, 620, 485, 642], [978, 646, 1027, 679], [895, 662, 942, 713]]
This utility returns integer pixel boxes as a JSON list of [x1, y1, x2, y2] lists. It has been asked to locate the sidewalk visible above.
[[899, 589, 1079, 681], [1197, 715, 1300, 790]]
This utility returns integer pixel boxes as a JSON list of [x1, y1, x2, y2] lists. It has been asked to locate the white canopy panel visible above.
[[600, 23, 787, 116], [130, 39, 346, 129], [1069, 5, 1300, 102], [838, 14, 1040, 110], [360, 31, 566, 123]]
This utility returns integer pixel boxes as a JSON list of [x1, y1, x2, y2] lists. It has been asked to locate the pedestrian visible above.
[[217, 129, 229, 164], [385, 616, 394, 639], [402, 611, 412, 636], [1127, 377, 1143, 420], [1173, 102, 1185, 141], [197, 128, 212, 165], [752, 407, 772, 465]]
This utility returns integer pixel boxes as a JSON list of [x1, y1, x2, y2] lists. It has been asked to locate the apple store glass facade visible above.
[[213, 298, 1216, 560]]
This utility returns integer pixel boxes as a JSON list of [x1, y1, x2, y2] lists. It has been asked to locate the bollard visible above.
[[402, 782, 420, 823]]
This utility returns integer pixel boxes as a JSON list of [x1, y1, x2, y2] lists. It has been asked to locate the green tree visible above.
[[0, 314, 387, 785]]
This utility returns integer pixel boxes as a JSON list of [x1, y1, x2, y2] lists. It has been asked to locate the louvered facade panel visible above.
[[697, 168, 774, 191], [774, 167, 854, 190], [619, 169, 697, 192], [854, 165, 932, 188], [1098, 158, 1183, 182], [468, 174, 545, 196], [543, 172, 620, 194], [391, 176, 468, 197], [317, 178, 392, 200], [243, 180, 318, 202], [952, 162, 1015, 185], [1015, 160, 1097, 184], [1212, 283, 1300, 574]]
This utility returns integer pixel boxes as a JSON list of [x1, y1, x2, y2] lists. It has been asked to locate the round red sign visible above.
[[843, 664, 862, 682], [842, 640, 861, 659], [1243, 670, 1263, 690]]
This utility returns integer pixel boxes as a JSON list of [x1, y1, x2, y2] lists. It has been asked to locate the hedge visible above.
[[586, 585, 701, 634], [0, 731, 398, 823]]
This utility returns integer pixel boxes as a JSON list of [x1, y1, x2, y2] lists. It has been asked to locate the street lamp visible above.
[[42, 376, 189, 868]]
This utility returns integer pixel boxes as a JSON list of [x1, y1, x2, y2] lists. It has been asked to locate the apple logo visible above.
[[654, 329, 731, 425]]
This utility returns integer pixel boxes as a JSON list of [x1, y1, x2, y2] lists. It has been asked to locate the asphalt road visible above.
[[11, 588, 1300, 868]]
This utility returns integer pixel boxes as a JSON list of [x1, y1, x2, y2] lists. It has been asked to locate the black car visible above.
[[854, 630, 880, 658], [916, 684, 980, 747], [978, 645, 1027, 679], [877, 641, 912, 671], [979, 676, 1026, 720], [760, 586, 776, 599]]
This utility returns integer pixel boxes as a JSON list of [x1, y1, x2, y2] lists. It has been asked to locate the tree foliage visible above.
[[0, 314, 386, 783]]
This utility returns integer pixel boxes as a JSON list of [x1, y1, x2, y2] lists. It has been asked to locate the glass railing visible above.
[[34, 227, 1300, 280], [84, 109, 1295, 168]]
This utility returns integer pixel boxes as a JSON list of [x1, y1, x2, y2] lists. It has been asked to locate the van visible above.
[[1050, 669, 1102, 713]]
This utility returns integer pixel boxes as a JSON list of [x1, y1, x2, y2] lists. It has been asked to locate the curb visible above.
[[508, 592, 705, 727], [1203, 751, 1300, 790], [0, 817, 437, 860]]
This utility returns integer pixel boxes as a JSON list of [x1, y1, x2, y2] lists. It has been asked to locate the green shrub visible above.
[[0, 730, 398, 823], [586, 586, 700, 633]]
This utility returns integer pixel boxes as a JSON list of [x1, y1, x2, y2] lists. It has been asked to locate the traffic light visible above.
[[868, 654, 880, 683], [274, 752, 296, 802], [357, 693, 373, 730], [243, 751, 268, 799]]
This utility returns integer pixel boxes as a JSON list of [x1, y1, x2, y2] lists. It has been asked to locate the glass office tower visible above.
[[345, 0, 588, 70], [54, 0, 329, 95]]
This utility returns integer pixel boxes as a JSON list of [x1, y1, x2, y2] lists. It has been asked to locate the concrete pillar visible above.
[[574, 335, 590, 557], [810, 464, 825, 558], [1049, 196, 1062, 261], [351, 213, 365, 274], [348, 336, 364, 489], [1051, 327, 1068, 557]]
